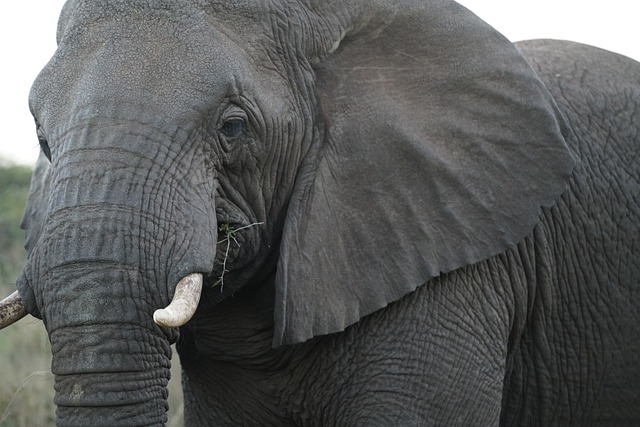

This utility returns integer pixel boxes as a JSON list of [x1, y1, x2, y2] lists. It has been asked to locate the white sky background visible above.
[[1, 1, 638, 166]]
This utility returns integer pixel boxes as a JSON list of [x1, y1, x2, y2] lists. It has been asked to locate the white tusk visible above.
[[153, 273, 203, 328], [0, 291, 29, 330]]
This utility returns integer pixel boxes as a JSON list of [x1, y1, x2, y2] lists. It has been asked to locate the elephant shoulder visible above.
[[516, 39, 640, 161], [515, 39, 640, 84], [515, 39, 640, 118], [518, 39, 640, 276]]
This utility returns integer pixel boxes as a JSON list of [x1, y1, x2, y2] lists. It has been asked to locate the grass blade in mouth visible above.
[[214, 222, 263, 291]]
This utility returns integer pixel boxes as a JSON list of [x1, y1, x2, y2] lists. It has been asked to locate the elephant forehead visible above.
[[56, 0, 272, 66], [32, 2, 272, 126], [59, 9, 243, 89]]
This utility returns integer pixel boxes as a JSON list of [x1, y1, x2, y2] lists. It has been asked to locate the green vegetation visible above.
[[0, 161, 54, 427], [0, 161, 183, 426], [0, 162, 32, 285]]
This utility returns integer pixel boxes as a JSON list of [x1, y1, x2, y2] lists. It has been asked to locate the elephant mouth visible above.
[[210, 220, 255, 288], [214, 220, 246, 265], [209, 194, 264, 291]]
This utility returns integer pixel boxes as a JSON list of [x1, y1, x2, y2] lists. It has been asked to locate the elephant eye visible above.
[[219, 117, 248, 139], [37, 126, 52, 162]]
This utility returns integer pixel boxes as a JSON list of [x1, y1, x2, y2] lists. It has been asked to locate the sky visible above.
[[1, 1, 638, 166]]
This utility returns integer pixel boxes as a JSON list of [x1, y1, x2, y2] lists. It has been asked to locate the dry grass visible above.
[[0, 315, 54, 427]]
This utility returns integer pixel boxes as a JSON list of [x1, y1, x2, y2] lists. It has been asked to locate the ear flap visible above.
[[21, 152, 52, 256], [274, 0, 574, 345]]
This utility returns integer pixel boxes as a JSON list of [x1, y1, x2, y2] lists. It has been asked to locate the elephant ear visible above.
[[21, 152, 52, 257], [274, 0, 574, 345]]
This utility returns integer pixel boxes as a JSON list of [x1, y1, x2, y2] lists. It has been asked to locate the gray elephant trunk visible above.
[[52, 327, 171, 427], [15, 129, 217, 424], [36, 262, 174, 426], [56, 385, 168, 427]]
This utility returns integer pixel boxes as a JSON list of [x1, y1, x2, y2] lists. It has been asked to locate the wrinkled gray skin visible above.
[[10, 0, 639, 425]]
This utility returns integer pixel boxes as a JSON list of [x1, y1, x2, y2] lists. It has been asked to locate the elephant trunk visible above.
[[52, 323, 172, 427], [34, 262, 174, 426], [55, 375, 168, 427], [14, 126, 217, 425]]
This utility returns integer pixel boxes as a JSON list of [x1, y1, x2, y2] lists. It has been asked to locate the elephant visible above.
[[0, 0, 639, 425]]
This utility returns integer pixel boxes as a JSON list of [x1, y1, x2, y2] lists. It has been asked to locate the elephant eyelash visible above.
[[36, 126, 52, 162]]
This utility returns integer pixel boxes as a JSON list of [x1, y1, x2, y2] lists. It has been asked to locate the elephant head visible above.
[[1, 0, 573, 424]]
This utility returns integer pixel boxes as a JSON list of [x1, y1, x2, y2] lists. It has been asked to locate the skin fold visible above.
[[3, 0, 638, 425]]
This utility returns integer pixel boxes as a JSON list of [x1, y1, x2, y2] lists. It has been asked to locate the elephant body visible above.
[[502, 41, 640, 425], [2, 0, 639, 425], [178, 40, 640, 426]]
